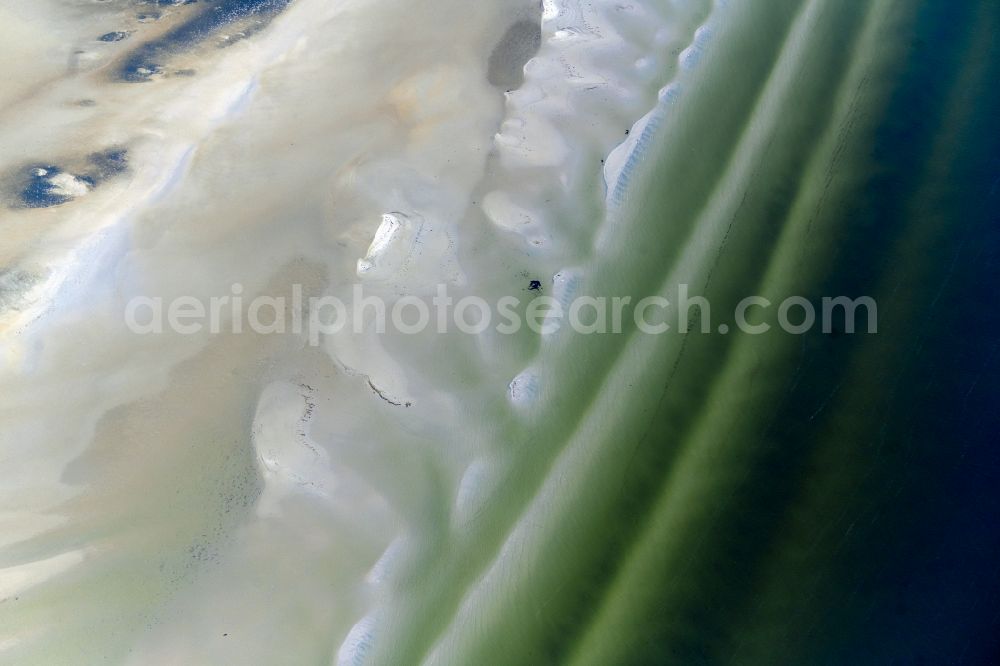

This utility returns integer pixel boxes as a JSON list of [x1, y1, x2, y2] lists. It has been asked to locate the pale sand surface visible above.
[[0, 0, 712, 661]]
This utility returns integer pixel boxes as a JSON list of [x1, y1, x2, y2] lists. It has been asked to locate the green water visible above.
[[387, 2, 1000, 663]]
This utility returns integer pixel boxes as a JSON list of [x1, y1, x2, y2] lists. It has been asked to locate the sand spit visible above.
[[1, 0, 754, 662]]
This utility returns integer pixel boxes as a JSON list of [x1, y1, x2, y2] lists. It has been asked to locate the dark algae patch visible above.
[[119, 0, 293, 81], [7, 149, 129, 209], [19, 166, 73, 209], [99, 31, 132, 43], [87, 148, 130, 182]]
